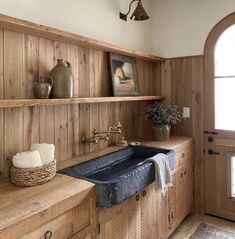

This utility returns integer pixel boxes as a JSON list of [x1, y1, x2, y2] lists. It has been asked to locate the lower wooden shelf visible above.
[[0, 96, 162, 108]]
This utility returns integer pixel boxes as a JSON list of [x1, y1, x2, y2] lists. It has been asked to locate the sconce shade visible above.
[[119, 0, 150, 21], [130, 1, 150, 21]]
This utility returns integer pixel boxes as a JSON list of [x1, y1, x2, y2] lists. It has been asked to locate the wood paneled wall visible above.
[[162, 56, 204, 214], [0, 29, 161, 178]]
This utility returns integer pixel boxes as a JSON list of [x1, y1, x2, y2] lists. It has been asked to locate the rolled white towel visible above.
[[12, 151, 43, 168], [30, 144, 55, 165]]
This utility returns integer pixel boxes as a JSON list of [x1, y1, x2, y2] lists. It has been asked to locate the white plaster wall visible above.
[[152, 0, 235, 58], [0, 0, 153, 53]]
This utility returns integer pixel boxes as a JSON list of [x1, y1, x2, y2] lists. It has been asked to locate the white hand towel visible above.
[[146, 153, 172, 194], [30, 144, 55, 165], [12, 151, 43, 168]]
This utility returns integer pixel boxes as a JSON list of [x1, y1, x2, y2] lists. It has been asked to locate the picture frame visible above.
[[109, 53, 140, 96]]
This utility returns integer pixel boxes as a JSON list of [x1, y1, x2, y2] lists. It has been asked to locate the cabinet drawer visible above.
[[19, 200, 91, 239], [174, 141, 193, 166]]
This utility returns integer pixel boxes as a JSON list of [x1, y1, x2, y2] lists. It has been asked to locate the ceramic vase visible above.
[[153, 125, 170, 141], [49, 59, 74, 98]]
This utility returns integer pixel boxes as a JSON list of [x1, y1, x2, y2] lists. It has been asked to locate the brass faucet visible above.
[[82, 122, 122, 144]]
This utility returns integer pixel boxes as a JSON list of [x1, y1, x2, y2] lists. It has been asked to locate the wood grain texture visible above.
[[0, 96, 162, 108], [0, 13, 164, 62], [0, 174, 95, 239], [162, 56, 204, 214], [0, 25, 161, 178]]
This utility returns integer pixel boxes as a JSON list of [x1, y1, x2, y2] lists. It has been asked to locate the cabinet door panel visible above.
[[140, 185, 156, 239], [168, 173, 177, 230], [155, 190, 169, 239]]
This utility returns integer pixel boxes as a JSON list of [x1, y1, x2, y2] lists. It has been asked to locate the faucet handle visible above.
[[116, 122, 122, 134], [92, 128, 98, 135]]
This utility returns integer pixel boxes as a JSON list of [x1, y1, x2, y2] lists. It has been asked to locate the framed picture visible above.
[[109, 53, 140, 96]]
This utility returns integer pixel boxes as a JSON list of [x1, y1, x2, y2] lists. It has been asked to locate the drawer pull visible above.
[[181, 173, 183, 178], [44, 231, 52, 239], [182, 153, 185, 158], [142, 190, 146, 197], [136, 194, 140, 201]]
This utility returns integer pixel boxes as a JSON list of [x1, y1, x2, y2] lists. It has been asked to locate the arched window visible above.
[[214, 24, 235, 130]]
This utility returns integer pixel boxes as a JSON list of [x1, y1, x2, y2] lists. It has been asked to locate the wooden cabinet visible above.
[[98, 138, 193, 239], [19, 196, 96, 239]]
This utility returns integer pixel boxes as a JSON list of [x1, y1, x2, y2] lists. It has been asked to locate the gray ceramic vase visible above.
[[49, 59, 74, 98], [153, 125, 170, 141]]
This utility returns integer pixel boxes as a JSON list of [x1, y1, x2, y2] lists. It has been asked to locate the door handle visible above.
[[208, 149, 220, 155], [204, 130, 218, 135]]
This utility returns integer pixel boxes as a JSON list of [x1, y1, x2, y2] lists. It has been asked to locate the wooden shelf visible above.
[[0, 96, 162, 108], [0, 14, 164, 62]]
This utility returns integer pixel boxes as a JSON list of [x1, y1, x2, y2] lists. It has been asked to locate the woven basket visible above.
[[10, 159, 56, 187]]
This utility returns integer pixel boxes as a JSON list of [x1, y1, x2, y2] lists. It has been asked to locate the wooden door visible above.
[[204, 19, 235, 220]]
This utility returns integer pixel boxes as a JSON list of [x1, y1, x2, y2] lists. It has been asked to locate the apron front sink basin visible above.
[[59, 146, 175, 208]]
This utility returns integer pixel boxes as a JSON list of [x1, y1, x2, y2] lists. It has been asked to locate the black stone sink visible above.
[[59, 146, 175, 208]]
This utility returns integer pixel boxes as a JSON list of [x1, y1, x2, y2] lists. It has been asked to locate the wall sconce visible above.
[[119, 0, 150, 21]]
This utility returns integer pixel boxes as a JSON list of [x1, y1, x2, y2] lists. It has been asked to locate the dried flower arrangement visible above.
[[144, 101, 183, 126]]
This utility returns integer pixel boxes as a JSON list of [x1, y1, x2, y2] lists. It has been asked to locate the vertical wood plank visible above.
[[99, 51, 111, 97], [54, 105, 68, 162], [192, 57, 204, 214], [39, 39, 55, 145], [67, 44, 79, 159], [4, 30, 25, 99], [68, 44, 79, 97], [79, 104, 90, 154], [99, 103, 108, 149], [68, 104, 79, 159], [89, 49, 99, 97], [89, 103, 99, 152], [4, 108, 23, 178], [23, 106, 40, 151], [24, 35, 39, 98], [161, 60, 171, 103], [78, 46, 89, 97], [54, 41, 68, 162]]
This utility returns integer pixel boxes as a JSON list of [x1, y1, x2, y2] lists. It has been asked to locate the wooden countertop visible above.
[[0, 174, 95, 238], [58, 136, 193, 170], [141, 136, 193, 150]]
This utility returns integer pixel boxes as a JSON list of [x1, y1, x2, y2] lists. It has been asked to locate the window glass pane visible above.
[[232, 157, 235, 197], [215, 24, 235, 76], [215, 77, 235, 130]]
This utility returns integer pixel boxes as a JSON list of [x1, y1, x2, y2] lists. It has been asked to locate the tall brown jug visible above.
[[49, 59, 74, 98]]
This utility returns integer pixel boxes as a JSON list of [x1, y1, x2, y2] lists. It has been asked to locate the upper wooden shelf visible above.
[[0, 14, 164, 62], [0, 96, 161, 109]]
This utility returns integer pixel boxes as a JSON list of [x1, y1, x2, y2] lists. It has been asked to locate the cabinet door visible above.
[[98, 193, 142, 239], [184, 160, 193, 215], [176, 166, 185, 221], [140, 184, 156, 239], [154, 188, 169, 239], [176, 160, 193, 222], [168, 172, 177, 230], [99, 209, 125, 239]]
